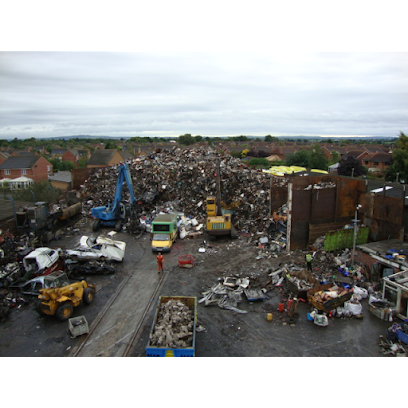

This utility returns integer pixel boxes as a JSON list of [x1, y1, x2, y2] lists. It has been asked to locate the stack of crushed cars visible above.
[[79, 147, 273, 237]]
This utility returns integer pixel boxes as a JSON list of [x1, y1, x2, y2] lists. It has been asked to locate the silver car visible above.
[[64, 235, 126, 262], [19, 271, 70, 296]]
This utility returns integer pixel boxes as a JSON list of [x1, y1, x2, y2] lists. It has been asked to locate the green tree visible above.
[[285, 149, 310, 167], [105, 141, 117, 149], [77, 156, 88, 169], [285, 144, 328, 170], [338, 156, 367, 177], [385, 131, 408, 182], [178, 134, 195, 145], [308, 143, 328, 170], [264, 135, 279, 143], [11, 180, 60, 203], [248, 158, 270, 168], [58, 161, 76, 171]]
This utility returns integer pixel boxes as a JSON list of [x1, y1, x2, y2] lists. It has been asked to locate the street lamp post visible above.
[[352, 204, 362, 265]]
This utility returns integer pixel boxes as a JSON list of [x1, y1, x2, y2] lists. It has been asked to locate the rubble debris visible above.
[[379, 328, 408, 356], [0, 230, 17, 267], [304, 181, 336, 190], [285, 268, 318, 299], [307, 283, 353, 313], [369, 295, 395, 322], [0, 262, 22, 288], [244, 288, 267, 302], [79, 148, 274, 236], [66, 260, 116, 276], [379, 336, 407, 356], [149, 299, 195, 349], [199, 273, 270, 313], [0, 289, 28, 321]]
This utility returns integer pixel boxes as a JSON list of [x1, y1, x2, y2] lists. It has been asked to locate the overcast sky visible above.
[[1, 52, 407, 140]]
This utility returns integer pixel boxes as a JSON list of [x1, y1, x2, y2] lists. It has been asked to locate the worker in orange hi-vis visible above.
[[157, 252, 164, 273]]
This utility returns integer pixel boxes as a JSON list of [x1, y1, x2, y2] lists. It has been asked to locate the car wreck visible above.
[[19, 271, 70, 296], [22, 247, 64, 280], [63, 235, 126, 262]]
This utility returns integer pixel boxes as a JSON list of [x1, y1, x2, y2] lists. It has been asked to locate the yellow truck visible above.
[[151, 213, 178, 252]]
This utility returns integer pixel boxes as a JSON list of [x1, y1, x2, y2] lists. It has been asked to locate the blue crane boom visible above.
[[91, 163, 137, 231]]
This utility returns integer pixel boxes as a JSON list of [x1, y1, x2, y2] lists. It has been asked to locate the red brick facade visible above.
[[0, 156, 53, 182]]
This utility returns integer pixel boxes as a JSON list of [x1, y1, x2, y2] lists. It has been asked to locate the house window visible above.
[[4, 169, 10, 175], [47, 165, 51, 172], [21, 169, 27, 175]]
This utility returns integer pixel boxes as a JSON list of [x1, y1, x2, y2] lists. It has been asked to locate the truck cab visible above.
[[151, 213, 178, 252]]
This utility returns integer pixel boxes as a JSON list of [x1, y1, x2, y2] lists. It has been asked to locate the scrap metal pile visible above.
[[79, 147, 273, 236], [148, 299, 195, 349]]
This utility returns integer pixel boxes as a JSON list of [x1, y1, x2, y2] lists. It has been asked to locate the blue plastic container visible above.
[[396, 329, 408, 344]]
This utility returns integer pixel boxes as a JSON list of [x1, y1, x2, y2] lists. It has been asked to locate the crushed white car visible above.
[[64, 236, 126, 262], [22, 247, 63, 279]]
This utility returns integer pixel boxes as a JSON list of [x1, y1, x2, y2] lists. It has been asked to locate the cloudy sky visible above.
[[1, 4, 407, 140]]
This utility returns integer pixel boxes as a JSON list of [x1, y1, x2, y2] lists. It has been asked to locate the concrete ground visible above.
[[130, 236, 394, 357], [0, 218, 399, 358]]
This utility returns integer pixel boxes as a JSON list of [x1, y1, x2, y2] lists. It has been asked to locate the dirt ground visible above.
[[0, 215, 397, 358]]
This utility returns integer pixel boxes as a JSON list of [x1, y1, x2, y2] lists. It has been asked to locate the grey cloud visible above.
[[0, 52, 407, 139]]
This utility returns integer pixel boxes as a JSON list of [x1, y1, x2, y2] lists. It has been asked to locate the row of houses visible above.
[[216, 142, 393, 173], [0, 149, 134, 191], [0, 142, 395, 192]]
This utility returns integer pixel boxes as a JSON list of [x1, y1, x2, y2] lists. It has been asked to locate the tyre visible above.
[[83, 287, 95, 305], [114, 220, 122, 232], [35, 299, 45, 315], [92, 219, 101, 232], [56, 302, 73, 321]]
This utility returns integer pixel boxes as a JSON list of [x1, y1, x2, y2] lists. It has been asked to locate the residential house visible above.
[[62, 149, 80, 164], [0, 155, 53, 182], [51, 148, 90, 165], [86, 149, 125, 168], [0, 152, 10, 166], [267, 145, 302, 162], [340, 149, 370, 162], [48, 171, 73, 191], [322, 145, 348, 161], [11, 150, 38, 156], [362, 152, 393, 173], [118, 150, 134, 161]]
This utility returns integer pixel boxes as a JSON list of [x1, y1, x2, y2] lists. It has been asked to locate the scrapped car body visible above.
[[20, 271, 70, 296], [22, 247, 64, 279], [64, 235, 126, 262]]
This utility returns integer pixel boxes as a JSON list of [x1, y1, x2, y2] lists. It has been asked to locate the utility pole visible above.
[[352, 204, 362, 264]]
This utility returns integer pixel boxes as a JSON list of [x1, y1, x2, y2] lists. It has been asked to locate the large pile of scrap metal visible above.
[[0, 230, 17, 267], [79, 147, 272, 235], [148, 299, 195, 349], [285, 268, 318, 299]]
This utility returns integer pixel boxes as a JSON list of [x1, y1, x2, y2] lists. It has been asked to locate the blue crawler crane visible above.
[[91, 163, 138, 232]]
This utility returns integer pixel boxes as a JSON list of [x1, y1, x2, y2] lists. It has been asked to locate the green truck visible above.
[[151, 213, 178, 252]]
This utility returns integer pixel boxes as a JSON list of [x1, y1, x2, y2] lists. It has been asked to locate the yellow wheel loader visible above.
[[36, 279, 96, 321], [205, 158, 237, 240]]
